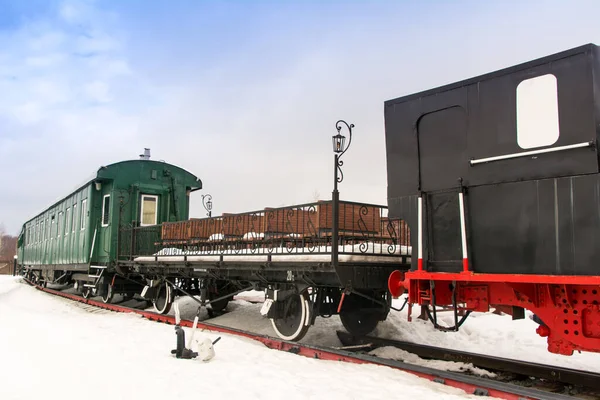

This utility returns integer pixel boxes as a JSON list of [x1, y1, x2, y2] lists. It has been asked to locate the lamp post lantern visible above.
[[201, 194, 213, 218], [331, 120, 354, 269]]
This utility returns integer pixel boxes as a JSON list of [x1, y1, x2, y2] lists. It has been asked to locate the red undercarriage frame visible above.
[[388, 270, 600, 356]]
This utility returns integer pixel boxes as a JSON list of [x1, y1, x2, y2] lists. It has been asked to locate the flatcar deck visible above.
[[134, 253, 409, 265], [116, 200, 412, 286]]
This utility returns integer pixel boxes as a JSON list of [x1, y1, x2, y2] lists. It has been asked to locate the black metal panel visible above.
[[466, 53, 597, 186], [468, 175, 600, 275], [426, 192, 462, 272], [385, 43, 600, 197], [418, 106, 468, 192]]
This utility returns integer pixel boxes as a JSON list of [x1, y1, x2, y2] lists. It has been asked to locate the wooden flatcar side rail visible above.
[[118, 200, 412, 260]]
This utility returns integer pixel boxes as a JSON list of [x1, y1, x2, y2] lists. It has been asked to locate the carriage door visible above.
[[417, 106, 467, 273]]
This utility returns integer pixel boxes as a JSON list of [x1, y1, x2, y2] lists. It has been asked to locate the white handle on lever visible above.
[[174, 302, 181, 325]]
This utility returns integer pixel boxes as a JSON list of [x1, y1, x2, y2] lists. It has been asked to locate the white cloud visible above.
[[13, 102, 43, 125], [75, 31, 120, 54], [26, 31, 66, 52], [25, 53, 66, 68], [0, 0, 149, 233], [83, 81, 111, 103]]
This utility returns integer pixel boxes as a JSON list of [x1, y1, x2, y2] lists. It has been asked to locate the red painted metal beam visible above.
[[404, 270, 600, 285], [27, 281, 539, 400], [388, 269, 600, 356]]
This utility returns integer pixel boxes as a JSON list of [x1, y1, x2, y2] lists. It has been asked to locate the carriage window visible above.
[[51, 216, 55, 239], [72, 204, 77, 233], [516, 74, 560, 149], [140, 195, 158, 226], [65, 208, 70, 236], [81, 200, 87, 230], [101, 195, 110, 227], [58, 212, 64, 237]]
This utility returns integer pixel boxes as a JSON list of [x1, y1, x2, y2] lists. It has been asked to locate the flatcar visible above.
[[386, 43, 600, 355]]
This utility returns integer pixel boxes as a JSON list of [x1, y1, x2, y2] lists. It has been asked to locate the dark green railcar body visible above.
[[17, 160, 201, 272]]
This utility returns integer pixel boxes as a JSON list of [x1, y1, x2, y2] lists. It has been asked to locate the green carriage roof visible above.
[[21, 159, 202, 229]]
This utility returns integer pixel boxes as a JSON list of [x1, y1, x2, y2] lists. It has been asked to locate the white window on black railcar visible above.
[[101, 195, 110, 227], [81, 199, 87, 230], [516, 74, 560, 149], [140, 194, 158, 226]]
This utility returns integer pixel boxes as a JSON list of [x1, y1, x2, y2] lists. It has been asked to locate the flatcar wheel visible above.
[[123, 293, 135, 301], [153, 283, 172, 315], [207, 290, 230, 316], [339, 309, 380, 336], [339, 292, 384, 336], [270, 291, 311, 341], [207, 298, 229, 318], [101, 284, 113, 304]]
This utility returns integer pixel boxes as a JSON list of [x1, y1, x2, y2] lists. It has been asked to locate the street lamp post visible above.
[[331, 120, 354, 269], [201, 194, 213, 218]]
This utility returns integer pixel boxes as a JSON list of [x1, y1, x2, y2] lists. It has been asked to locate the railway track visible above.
[[336, 331, 600, 398], [23, 278, 595, 400]]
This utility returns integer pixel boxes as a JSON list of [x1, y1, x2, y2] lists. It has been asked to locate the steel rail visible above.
[[23, 278, 579, 400], [336, 331, 600, 391]]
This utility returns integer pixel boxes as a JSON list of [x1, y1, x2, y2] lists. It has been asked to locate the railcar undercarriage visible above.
[[388, 269, 600, 356], [23, 259, 405, 341]]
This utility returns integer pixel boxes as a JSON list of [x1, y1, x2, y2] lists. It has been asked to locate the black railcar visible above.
[[387, 43, 600, 355]]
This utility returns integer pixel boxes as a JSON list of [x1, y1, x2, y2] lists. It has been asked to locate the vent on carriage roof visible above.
[[139, 148, 151, 160]]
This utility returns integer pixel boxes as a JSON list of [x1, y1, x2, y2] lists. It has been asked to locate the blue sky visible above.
[[1, 0, 600, 234]]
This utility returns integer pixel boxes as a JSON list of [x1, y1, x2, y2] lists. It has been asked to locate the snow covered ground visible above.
[[177, 290, 600, 374], [0, 276, 495, 400], [2, 276, 598, 400]]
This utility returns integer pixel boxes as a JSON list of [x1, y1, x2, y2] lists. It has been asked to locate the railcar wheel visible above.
[[339, 292, 384, 336], [82, 287, 91, 299], [270, 291, 311, 341], [123, 292, 135, 301], [208, 297, 229, 315], [153, 283, 172, 314], [340, 310, 380, 336], [101, 284, 113, 304]]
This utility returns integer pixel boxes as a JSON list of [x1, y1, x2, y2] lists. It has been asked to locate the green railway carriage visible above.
[[17, 158, 202, 285]]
